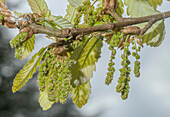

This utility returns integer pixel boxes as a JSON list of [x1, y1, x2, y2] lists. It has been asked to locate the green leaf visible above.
[[45, 15, 73, 29], [70, 35, 103, 87], [124, 0, 165, 47], [12, 47, 46, 93], [21, 34, 35, 60], [71, 81, 91, 108], [124, 0, 159, 17], [65, 0, 87, 24], [10, 32, 27, 48], [39, 89, 53, 111], [116, 0, 124, 17], [10, 32, 35, 59], [141, 20, 165, 47], [68, 0, 87, 8], [27, 0, 51, 17], [147, 0, 162, 9]]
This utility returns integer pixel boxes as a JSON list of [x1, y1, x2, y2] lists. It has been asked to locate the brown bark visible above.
[[26, 11, 170, 38]]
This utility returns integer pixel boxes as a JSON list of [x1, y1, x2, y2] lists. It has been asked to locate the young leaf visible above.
[[68, 0, 87, 8], [27, 0, 51, 17], [10, 33, 35, 59], [124, 0, 165, 47], [21, 34, 35, 60], [43, 15, 73, 29], [141, 20, 165, 47], [12, 47, 46, 93], [71, 81, 91, 108], [70, 35, 103, 87], [116, 0, 124, 16], [39, 89, 53, 111], [65, 0, 87, 24], [147, 0, 162, 9]]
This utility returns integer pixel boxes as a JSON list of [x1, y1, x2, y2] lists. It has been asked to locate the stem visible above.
[[27, 11, 170, 38]]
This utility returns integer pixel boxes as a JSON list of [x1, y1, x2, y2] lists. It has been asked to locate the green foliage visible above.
[[39, 88, 54, 111], [148, 0, 162, 9], [70, 35, 103, 87], [10, 32, 27, 48], [65, 0, 87, 24], [5, 0, 168, 110], [27, 0, 51, 17], [10, 33, 35, 60], [37, 47, 74, 109], [141, 20, 165, 47], [71, 81, 91, 108], [117, 0, 124, 16], [124, 0, 165, 47], [21, 34, 35, 60], [41, 15, 73, 29], [12, 47, 46, 93]]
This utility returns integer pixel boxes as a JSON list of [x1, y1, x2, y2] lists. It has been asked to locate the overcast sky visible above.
[[6, 0, 170, 117]]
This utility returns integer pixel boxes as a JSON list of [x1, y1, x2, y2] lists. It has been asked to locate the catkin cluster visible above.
[[38, 47, 72, 103], [116, 36, 131, 100], [105, 32, 123, 85], [10, 32, 28, 59], [73, 0, 115, 27], [132, 38, 141, 78]]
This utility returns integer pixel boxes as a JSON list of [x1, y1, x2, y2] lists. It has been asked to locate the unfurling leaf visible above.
[[71, 81, 91, 108], [39, 88, 53, 111], [27, 0, 51, 17], [70, 35, 103, 87], [124, 0, 165, 47], [12, 47, 46, 93]]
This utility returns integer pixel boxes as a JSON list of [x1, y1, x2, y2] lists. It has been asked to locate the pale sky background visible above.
[[5, 0, 170, 117]]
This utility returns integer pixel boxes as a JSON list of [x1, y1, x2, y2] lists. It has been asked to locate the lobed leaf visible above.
[[71, 81, 91, 108], [12, 47, 46, 93], [70, 35, 103, 87], [124, 0, 165, 47], [27, 0, 51, 17]]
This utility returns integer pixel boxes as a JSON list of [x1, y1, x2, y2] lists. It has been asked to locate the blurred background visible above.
[[0, 0, 170, 117]]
